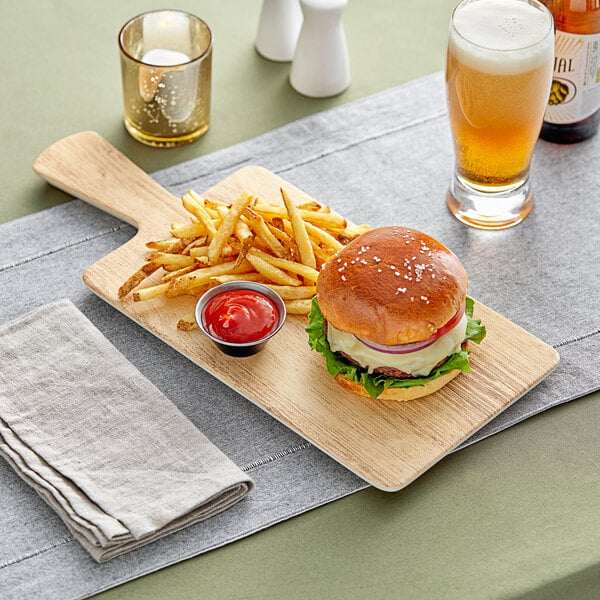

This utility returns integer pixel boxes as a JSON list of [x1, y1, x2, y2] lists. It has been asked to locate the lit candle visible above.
[[141, 48, 190, 66], [138, 49, 196, 122]]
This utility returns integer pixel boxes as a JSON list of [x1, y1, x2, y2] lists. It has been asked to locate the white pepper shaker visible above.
[[255, 0, 303, 62], [289, 0, 350, 98]]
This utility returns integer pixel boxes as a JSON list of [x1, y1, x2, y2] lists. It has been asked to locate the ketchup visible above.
[[202, 290, 279, 344]]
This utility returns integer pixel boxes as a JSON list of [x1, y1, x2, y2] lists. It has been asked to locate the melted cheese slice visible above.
[[327, 313, 468, 377]]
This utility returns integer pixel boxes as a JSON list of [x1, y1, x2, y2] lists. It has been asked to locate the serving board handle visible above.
[[33, 131, 179, 228]]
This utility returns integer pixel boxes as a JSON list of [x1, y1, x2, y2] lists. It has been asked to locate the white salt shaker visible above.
[[290, 0, 350, 98], [255, 0, 303, 62]]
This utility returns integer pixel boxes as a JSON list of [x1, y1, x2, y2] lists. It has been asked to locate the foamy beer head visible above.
[[446, 0, 554, 189], [450, 0, 553, 75]]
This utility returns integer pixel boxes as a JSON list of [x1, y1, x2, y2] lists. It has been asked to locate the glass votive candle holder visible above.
[[118, 10, 213, 148]]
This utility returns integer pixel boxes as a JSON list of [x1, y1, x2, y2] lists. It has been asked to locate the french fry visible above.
[[295, 200, 323, 211], [254, 201, 347, 228], [210, 273, 264, 284], [146, 238, 189, 252], [207, 192, 255, 265], [330, 223, 372, 243], [267, 221, 299, 261], [276, 219, 305, 264], [167, 259, 254, 295], [177, 314, 198, 331], [222, 244, 237, 258], [198, 205, 219, 220], [248, 248, 320, 282], [118, 263, 160, 300], [280, 188, 316, 269], [234, 218, 253, 243], [233, 233, 256, 269], [301, 209, 346, 228], [187, 282, 214, 300], [146, 252, 195, 270], [133, 282, 170, 302], [246, 254, 301, 286], [214, 204, 229, 220], [203, 197, 230, 212], [244, 208, 287, 258], [348, 224, 372, 236], [304, 221, 344, 252], [170, 222, 206, 239], [161, 264, 198, 282], [284, 299, 313, 315], [310, 239, 336, 265], [266, 221, 292, 243], [182, 192, 218, 239], [202, 207, 219, 220], [262, 285, 316, 299], [249, 235, 271, 254], [270, 216, 286, 230], [189, 243, 231, 256], [189, 246, 209, 258], [181, 236, 208, 255]]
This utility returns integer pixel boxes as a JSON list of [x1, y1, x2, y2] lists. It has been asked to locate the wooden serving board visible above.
[[34, 132, 560, 491]]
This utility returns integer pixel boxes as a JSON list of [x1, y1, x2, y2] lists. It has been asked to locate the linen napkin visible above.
[[0, 299, 253, 562]]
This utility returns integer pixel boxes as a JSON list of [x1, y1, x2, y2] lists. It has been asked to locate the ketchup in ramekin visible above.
[[204, 289, 279, 344], [195, 282, 286, 356]]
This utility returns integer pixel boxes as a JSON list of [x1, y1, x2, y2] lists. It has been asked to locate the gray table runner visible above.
[[1, 72, 599, 599]]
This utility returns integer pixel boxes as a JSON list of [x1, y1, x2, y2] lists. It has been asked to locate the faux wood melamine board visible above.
[[33, 132, 559, 491]]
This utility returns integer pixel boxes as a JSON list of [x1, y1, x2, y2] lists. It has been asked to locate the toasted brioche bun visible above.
[[316, 227, 468, 345], [334, 340, 470, 401], [334, 367, 462, 401]]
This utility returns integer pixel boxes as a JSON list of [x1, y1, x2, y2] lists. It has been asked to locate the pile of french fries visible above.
[[118, 187, 370, 330]]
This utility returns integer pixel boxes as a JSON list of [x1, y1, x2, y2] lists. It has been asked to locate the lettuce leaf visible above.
[[306, 296, 486, 399]]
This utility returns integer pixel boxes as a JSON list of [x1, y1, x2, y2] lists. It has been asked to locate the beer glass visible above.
[[119, 10, 213, 148], [445, 0, 554, 229]]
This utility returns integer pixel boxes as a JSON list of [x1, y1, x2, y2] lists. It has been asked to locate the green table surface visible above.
[[3, 1, 600, 599]]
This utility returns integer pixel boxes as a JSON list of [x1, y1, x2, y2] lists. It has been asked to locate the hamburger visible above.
[[306, 226, 486, 400]]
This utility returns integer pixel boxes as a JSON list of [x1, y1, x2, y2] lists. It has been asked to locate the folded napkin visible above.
[[0, 300, 253, 562]]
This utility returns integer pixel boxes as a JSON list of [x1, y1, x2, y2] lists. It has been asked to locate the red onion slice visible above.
[[355, 335, 438, 354], [354, 303, 466, 355]]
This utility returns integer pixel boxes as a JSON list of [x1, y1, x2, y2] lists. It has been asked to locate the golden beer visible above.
[[447, 54, 553, 188], [445, 0, 554, 228]]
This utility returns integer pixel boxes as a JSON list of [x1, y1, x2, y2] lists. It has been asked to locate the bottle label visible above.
[[545, 30, 600, 123]]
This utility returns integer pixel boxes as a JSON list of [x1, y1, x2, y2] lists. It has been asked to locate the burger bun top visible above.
[[316, 226, 468, 345]]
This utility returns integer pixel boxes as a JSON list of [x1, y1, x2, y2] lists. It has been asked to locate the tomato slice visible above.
[[355, 302, 466, 354]]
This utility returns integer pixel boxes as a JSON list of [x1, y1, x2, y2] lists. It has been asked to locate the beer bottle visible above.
[[540, 0, 600, 143]]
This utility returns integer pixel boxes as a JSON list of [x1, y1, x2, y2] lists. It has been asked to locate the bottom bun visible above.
[[334, 367, 462, 402]]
